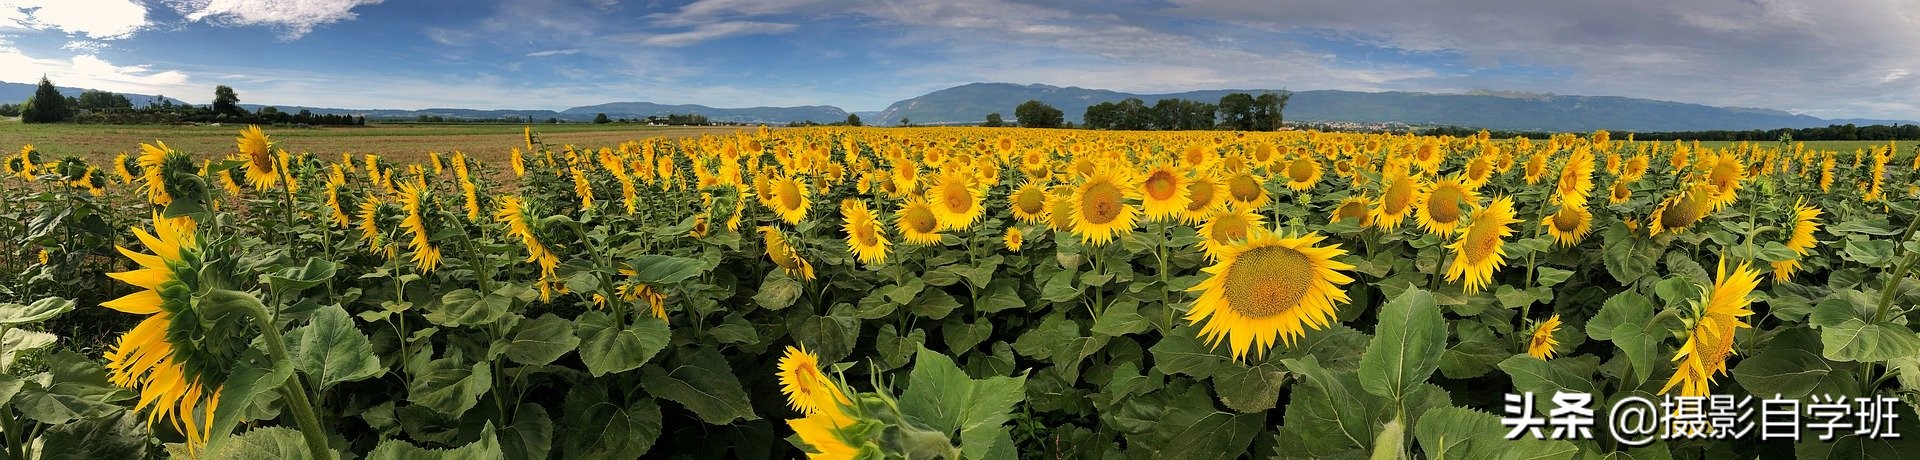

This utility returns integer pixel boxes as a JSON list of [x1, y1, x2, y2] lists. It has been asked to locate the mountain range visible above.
[[3, 81, 1909, 132]]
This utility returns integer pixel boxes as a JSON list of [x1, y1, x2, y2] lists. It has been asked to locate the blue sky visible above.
[[1, 0, 1916, 119]]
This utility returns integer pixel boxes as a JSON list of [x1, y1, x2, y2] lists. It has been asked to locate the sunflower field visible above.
[[0, 124, 1916, 459]]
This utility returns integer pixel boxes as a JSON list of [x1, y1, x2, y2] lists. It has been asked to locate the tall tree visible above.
[[983, 112, 1004, 127], [76, 90, 133, 111], [1014, 100, 1063, 128], [845, 113, 862, 127], [1217, 92, 1255, 131], [593, 113, 612, 124], [213, 85, 245, 117], [21, 77, 70, 123], [1251, 91, 1291, 131]]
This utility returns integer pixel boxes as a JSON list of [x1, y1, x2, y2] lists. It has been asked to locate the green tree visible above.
[[1251, 91, 1291, 131], [846, 113, 862, 127], [213, 85, 245, 117], [983, 112, 1003, 127], [76, 89, 132, 111], [21, 77, 70, 123], [1217, 92, 1254, 130], [900, 117, 911, 127], [594, 113, 612, 124], [1014, 100, 1063, 128]]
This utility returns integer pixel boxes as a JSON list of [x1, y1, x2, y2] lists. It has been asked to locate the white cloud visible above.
[[0, 0, 149, 39], [526, 48, 579, 57], [168, 0, 384, 39], [638, 21, 798, 47], [0, 46, 195, 96]]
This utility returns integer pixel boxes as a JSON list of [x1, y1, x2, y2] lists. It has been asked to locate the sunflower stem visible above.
[[254, 311, 335, 460]]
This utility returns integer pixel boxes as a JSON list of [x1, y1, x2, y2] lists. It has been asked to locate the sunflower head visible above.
[[778, 345, 846, 416], [1186, 231, 1355, 361], [1417, 175, 1477, 236], [1178, 173, 1227, 225], [772, 174, 811, 225], [1661, 258, 1760, 397], [1072, 168, 1141, 246], [1371, 167, 1419, 231], [1284, 157, 1322, 192], [1138, 163, 1190, 222], [928, 170, 983, 231], [1527, 314, 1563, 360], [1199, 203, 1264, 261], [1004, 226, 1024, 252], [1010, 181, 1051, 223], [236, 125, 278, 191], [895, 197, 943, 245], [1648, 184, 1715, 236], [841, 199, 890, 266], [1331, 195, 1372, 227], [1445, 196, 1518, 294]]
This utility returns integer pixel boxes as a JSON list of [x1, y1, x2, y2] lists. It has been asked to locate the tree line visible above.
[[1420, 123, 1920, 142], [999, 91, 1291, 131], [2, 77, 363, 126]]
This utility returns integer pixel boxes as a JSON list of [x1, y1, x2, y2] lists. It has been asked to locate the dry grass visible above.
[[0, 121, 752, 164]]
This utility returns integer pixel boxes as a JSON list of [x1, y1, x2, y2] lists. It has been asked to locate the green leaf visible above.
[[1498, 355, 1598, 405], [0, 296, 73, 326], [1585, 291, 1665, 383], [1758, 241, 1799, 262], [367, 423, 502, 460], [0, 328, 57, 371], [753, 274, 803, 310], [1140, 384, 1264, 458], [37, 410, 149, 460], [1369, 416, 1404, 460], [409, 353, 492, 417], [1732, 327, 1834, 399], [1040, 269, 1079, 302], [504, 314, 580, 366], [623, 254, 706, 284], [943, 317, 993, 353], [1212, 362, 1288, 413], [1437, 339, 1511, 379], [205, 346, 292, 454], [560, 385, 661, 459], [1534, 267, 1574, 287], [908, 288, 962, 319], [1820, 318, 1920, 362], [899, 347, 1026, 460], [975, 279, 1025, 313], [267, 258, 336, 299], [1602, 225, 1660, 284], [205, 426, 323, 460], [1090, 297, 1150, 337], [790, 315, 859, 364], [500, 404, 554, 460], [1277, 355, 1390, 457], [426, 288, 509, 327], [1412, 405, 1578, 460], [640, 346, 757, 424], [576, 310, 670, 376], [1845, 239, 1895, 266], [1359, 288, 1444, 400], [284, 305, 382, 391]]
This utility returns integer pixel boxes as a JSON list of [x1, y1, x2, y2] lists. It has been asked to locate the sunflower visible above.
[[841, 199, 890, 266], [1411, 141, 1443, 173], [1445, 196, 1518, 294], [1178, 173, 1228, 225], [324, 182, 355, 228], [235, 125, 279, 191], [103, 215, 226, 452], [1223, 170, 1269, 209], [761, 226, 815, 280], [1528, 314, 1563, 360], [1198, 203, 1265, 261], [397, 179, 443, 272], [1648, 185, 1715, 236], [113, 152, 138, 184], [1771, 200, 1823, 282], [1661, 258, 1760, 397], [497, 195, 562, 301], [1072, 168, 1141, 246], [1047, 186, 1077, 233], [1010, 181, 1051, 223], [1608, 180, 1632, 205], [1554, 148, 1595, 207], [137, 141, 179, 206], [1705, 153, 1746, 208], [927, 170, 983, 231], [1462, 155, 1494, 189], [1543, 203, 1593, 247], [1416, 175, 1477, 236], [1185, 231, 1355, 361], [771, 174, 811, 225], [1138, 163, 1190, 222], [1818, 152, 1836, 192], [1283, 157, 1322, 192], [1331, 195, 1372, 227], [1371, 166, 1419, 231], [1004, 226, 1024, 252], [1523, 152, 1549, 185], [895, 197, 943, 245], [778, 345, 847, 416]]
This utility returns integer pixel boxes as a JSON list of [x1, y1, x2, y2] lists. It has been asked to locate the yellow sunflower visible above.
[[761, 226, 815, 280], [1185, 231, 1355, 361], [895, 197, 943, 245], [1331, 195, 1372, 227], [497, 195, 561, 301], [1661, 258, 1760, 397], [927, 170, 983, 231], [1648, 184, 1716, 236], [1223, 170, 1269, 209], [1445, 196, 1518, 294], [397, 179, 442, 272], [1178, 173, 1228, 225], [1462, 154, 1494, 189], [103, 215, 223, 451], [1004, 226, 1024, 252], [1198, 203, 1265, 261], [1416, 175, 1478, 236], [1072, 169, 1141, 246], [1371, 166, 1420, 231], [1283, 157, 1322, 192], [236, 125, 278, 191], [1543, 203, 1593, 247], [778, 345, 847, 416], [1528, 314, 1563, 360], [1009, 181, 1051, 223], [1771, 200, 1823, 282], [772, 174, 811, 225], [1138, 163, 1191, 222], [1608, 180, 1632, 205], [1523, 152, 1549, 185], [841, 199, 890, 266]]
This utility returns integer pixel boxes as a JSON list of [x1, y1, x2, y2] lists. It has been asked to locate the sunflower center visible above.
[[1288, 159, 1315, 183], [1552, 207, 1583, 231], [905, 206, 938, 233], [1228, 173, 1261, 202], [1144, 170, 1179, 200], [1210, 215, 1250, 243], [1468, 158, 1490, 181], [777, 180, 802, 211], [1662, 196, 1704, 229], [1428, 186, 1464, 223], [939, 182, 973, 214], [853, 221, 879, 246], [1336, 201, 1367, 221], [1462, 226, 1501, 264], [1222, 245, 1315, 319], [1185, 182, 1218, 211], [1014, 188, 1046, 215], [1080, 182, 1124, 225], [1383, 179, 1413, 213]]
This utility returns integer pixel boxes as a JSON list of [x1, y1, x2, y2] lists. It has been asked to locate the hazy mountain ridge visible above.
[[4, 80, 1910, 131]]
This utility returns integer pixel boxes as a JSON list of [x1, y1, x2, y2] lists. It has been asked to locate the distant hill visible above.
[[0, 81, 187, 107], [871, 83, 1916, 132], [562, 102, 848, 124]]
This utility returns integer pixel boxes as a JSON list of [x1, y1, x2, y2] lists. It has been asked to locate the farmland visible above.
[[0, 124, 1916, 459]]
